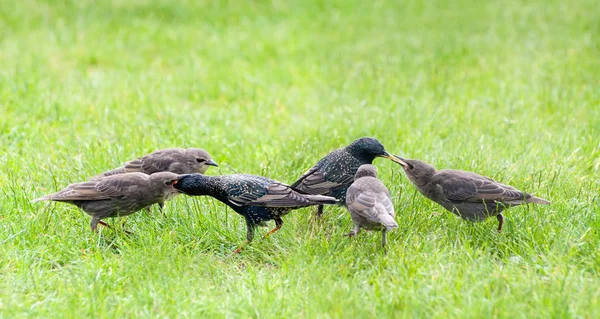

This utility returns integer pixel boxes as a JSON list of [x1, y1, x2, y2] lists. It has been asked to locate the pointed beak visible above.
[[171, 174, 192, 192], [205, 159, 219, 167], [379, 152, 408, 167], [173, 174, 192, 185]]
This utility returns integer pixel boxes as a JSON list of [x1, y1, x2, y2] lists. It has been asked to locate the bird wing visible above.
[[291, 161, 356, 195], [228, 179, 314, 208], [347, 190, 396, 223], [37, 181, 113, 201], [435, 171, 527, 203]]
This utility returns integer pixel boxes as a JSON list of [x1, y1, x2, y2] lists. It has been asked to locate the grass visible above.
[[1, 0, 599, 317]]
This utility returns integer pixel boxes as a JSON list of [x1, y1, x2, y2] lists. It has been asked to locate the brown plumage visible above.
[[32, 172, 185, 231], [345, 164, 397, 251], [395, 157, 551, 231], [92, 148, 217, 180]]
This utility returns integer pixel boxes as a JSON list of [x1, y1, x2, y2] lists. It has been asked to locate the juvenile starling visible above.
[[291, 137, 404, 216], [395, 157, 551, 231], [174, 173, 338, 251], [93, 148, 217, 179], [32, 172, 185, 231], [345, 165, 398, 252]]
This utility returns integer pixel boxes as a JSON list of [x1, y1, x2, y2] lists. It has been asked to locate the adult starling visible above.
[[32, 172, 185, 231], [174, 173, 338, 251], [394, 157, 551, 231], [345, 165, 398, 252], [93, 148, 217, 179], [291, 137, 404, 216]]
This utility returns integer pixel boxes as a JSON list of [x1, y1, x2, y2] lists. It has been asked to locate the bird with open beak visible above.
[[91, 148, 218, 212], [32, 172, 187, 231], [291, 137, 405, 217], [394, 157, 551, 231]]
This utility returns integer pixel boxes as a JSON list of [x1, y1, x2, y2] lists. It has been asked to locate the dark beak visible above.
[[205, 159, 219, 167], [379, 151, 408, 167]]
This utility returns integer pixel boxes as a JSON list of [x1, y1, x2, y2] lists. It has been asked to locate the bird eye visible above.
[[196, 158, 205, 163], [164, 181, 171, 185]]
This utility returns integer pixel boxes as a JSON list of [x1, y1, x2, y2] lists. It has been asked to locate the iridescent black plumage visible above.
[[291, 137, 403, 216], [175, 173, 338, 246]]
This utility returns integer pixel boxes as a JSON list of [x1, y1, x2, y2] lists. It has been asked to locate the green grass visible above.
[[1, 0, 599, 317]]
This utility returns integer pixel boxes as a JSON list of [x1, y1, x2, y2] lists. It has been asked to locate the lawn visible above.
[[1, 0, 599, 317]]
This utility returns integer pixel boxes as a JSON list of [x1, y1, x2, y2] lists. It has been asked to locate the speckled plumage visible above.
[[291, 137, 403, 216], [395, 157, 551, 231], [32, 172, 184, 231], [92, 148, 217, 180], [345, 165, 397, 251], [175, 173, 338, 244]]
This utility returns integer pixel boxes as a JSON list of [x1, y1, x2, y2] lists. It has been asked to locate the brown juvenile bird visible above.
[[32, 172, 186, 231], [291, 137, 404, 216], [93, 148, 217, 179], [395, 157, 551, 231], [345, 165, 398, 252]]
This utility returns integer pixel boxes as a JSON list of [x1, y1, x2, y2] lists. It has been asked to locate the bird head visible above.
[[346, 137, 406, 165], [354, 164, 378, 180], [172, 173, 212, 196], [149, 172, 189, 196], [185, 148, 218, 173], [393, 157, 437, 187]]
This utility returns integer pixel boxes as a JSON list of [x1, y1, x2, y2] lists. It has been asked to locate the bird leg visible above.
[[264, 218, 284, 238], [344, 225, 361, 237], [158, 202, 165, 217], [382, 229, 388, 255], [315, 205, 324, 218], [497, 214, 504, 232], [90, 219, 111, 232], [234, 220, 256, 254]]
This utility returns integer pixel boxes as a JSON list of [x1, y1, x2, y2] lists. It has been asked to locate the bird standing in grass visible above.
[[291, 137, 404, 217], [32, 172, 185, 231], [345, 164, 397, 252], [174, 173, 338, 252], [394, 157, 551, 231], [93, 148, 218, 179], [92, 147, 217, 212]]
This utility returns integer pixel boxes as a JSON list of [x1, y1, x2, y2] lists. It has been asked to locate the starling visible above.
[[291, 137, 404, 216], [93, 148, 217, 179], [174, 173, 338, 251], [32, 172, 186, 231], [394, 157, 551, 231], [345, 165, 398, 252]]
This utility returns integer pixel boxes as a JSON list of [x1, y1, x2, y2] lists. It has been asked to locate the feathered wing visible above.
[[33, 175, 145, 202], [434, 171, 530, 204], [291, 158, 357, 195], [228, 178, 331, 208], [347, 190, 397, 229]]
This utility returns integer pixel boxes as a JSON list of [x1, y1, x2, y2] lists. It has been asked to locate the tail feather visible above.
[[377, 210, 398, 231], [305, 194, 338, 205], [31, 196, 50, 203], [527, 195, 551, 205]]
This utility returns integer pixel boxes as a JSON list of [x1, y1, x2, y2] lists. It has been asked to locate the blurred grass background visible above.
[[1, 0, 599, 317]]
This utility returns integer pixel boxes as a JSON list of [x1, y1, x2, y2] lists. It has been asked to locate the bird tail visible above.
[[305, 194, 339, 205], [378, 213, 398, 231], [31, 195, 50, 203], [527, 195, 551, 205]]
